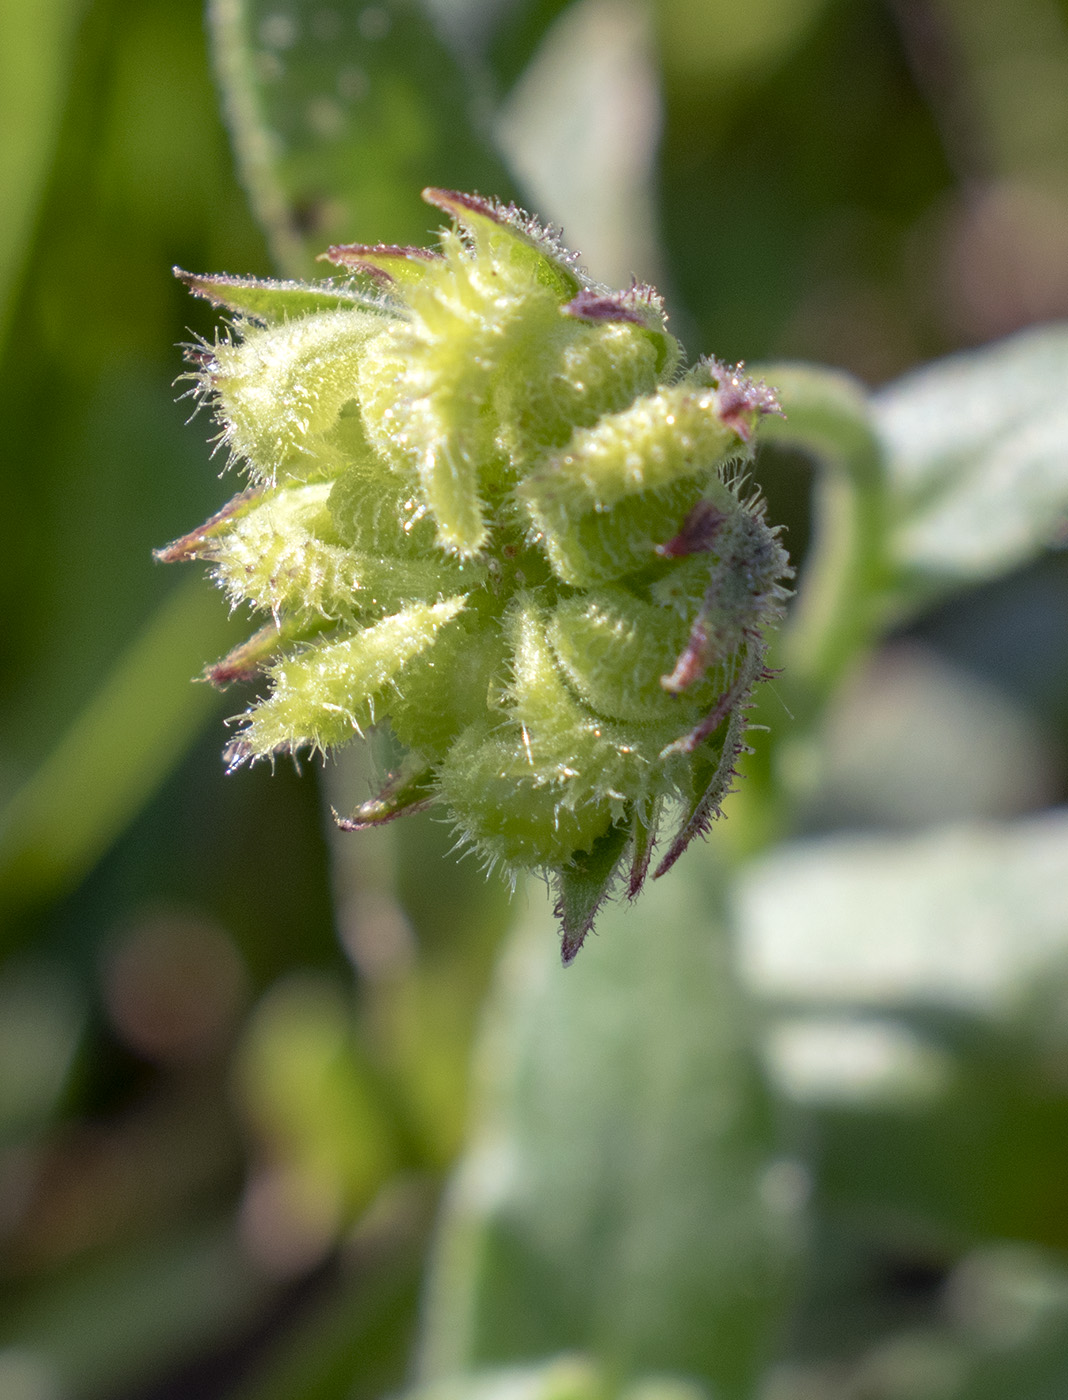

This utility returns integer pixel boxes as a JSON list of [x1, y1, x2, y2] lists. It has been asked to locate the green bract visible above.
[[162, 189, 790, 961]]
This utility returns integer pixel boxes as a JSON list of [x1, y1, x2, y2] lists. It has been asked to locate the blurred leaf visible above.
[[738, 810, 1068, 1022], [400, 1359, 714, 1400], [419, 859, 799, 1397], [800, 641, 1059, 830], [237, 973, 399, 1236], [736, 811, 1068, 1246], [493, 0, 664, 288], [785, 1245, 1068, 1400], [208, 0, 515, 276], [874, 324, 1068, 606], [656, 0, 833, 97], [406, 1358, 604, 1400], [0, 961, 84, 1143], [325, 752, 516, 1170], [0, 0, 84, 344], [484, 0, 575, 93], [0, 1221, 268, 1400], [232, 1185, 431, 1400], [796, 1010, 1068, 1251], [0, 577, 242, 928]]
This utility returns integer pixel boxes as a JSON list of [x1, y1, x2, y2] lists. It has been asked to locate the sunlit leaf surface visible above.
[[876, 325, 1068, 598]]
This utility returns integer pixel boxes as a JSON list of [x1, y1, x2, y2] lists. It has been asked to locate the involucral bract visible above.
[[161, 189, 790, 962]]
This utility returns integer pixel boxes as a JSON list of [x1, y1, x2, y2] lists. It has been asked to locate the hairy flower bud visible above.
[[162, 190, 790, 961]]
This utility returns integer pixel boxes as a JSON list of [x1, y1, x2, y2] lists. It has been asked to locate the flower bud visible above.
[[163, 190, 790, 960]]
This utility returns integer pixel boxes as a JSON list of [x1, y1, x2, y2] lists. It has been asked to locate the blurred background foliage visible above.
[[1, 0, 1068, 1396]]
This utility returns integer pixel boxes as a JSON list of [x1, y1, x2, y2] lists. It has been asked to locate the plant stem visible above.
[[726, 365, 890, 852]]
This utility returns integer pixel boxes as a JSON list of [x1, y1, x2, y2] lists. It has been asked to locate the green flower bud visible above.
[[162, 190, 790, 961]]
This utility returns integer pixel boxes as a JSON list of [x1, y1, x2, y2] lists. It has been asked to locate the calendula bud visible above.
[[162, 190, 790, 962]]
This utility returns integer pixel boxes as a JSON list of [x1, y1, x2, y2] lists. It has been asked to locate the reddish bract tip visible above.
[[656, 500, 727, 559], [204, 623, 283, 688], [559, 920, 592, 967], [562, 290, 648, 326], [422, 187, 503, 225], [673, 674, 747, 754], [321, 242, 442, 282], [153, 490, 259, 564], [626, 828, 655, 901], [697, 359, 782, 441], [204, 655, 262, 688]]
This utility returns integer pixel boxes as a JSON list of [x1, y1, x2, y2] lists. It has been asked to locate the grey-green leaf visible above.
[[734, 812, 1068, 1251], [399, 1358, 605, 1400], [737, 809, 1068, 1026], [398, 1359, 713, 1400], [874, 323, 1068, 602], [419, 857, 799, 1397]]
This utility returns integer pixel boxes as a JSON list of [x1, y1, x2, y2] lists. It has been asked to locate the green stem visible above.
[[729, 365, 889, 849], [762, 364, 888, 706]]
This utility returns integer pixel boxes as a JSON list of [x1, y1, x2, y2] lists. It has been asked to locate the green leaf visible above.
[[0, 1221, 268, 1398], [208, 0, 515, 276], [419, 858, 798, 1397], [0, 0, 84, 345], [0, 962, 84, 1144], [0, 578, 242, 928], [874, 324, 1068, 604]]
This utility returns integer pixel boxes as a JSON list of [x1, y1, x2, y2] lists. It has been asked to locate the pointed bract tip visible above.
[[626, 829, 655, 901], [174, 267, 243, 311], [203, 623, 283, 688], [334, 797, 432, 831], [320, 242, 443, 282], [559, 924, 589, 967], [173, 267, 242, 303], [204, 654, 262, 688], [554, 885, 598, 966], [334, 766, 435, 830], [695, 357, 783, 440], [422, 188, 501, 224], [154, 490, 259, 564], [153, 526, 217, 564]]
